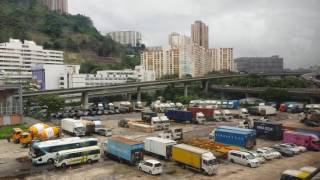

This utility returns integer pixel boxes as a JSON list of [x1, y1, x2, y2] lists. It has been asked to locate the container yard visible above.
[[0, 101, 319, 180]]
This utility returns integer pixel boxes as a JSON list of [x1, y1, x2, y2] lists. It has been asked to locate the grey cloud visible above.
[[69, 0, 320, 69]]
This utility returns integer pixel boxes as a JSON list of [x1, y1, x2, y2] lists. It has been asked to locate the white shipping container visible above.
[[144, 137, 176, 159]]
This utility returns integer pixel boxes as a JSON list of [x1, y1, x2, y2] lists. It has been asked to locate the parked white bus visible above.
[[54, 146, 101, 168], [29, 137, 98, 165]]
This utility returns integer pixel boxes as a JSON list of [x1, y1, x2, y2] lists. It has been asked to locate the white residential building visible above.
[[0, 39, 63, 84], [108, 31, 142, 47]]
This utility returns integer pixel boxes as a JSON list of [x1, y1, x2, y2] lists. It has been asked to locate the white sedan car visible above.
[[283, 143, 307, 153], [138, 159, 163, 175], [256, 147, 281, 160]]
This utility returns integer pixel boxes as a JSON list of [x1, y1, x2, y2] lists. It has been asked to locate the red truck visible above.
[[187, 107, 214, 119]]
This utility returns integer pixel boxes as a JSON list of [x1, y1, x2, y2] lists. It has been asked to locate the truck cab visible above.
[[239, 108, 249, 119], [160, 116, 170, 130], [19, 132, 33, 147], [151, 117, 163, 131], [196, 112, 205, 124], [213, 110, 223, 121], [222, 110, 233, 121], [11, 128, 23, 143], [201, 152, 219, 175]]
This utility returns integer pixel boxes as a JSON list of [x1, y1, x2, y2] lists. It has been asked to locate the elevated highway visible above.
[[19, 72, 306, 108]]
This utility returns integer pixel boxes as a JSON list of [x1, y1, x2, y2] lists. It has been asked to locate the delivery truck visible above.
[[212, 126, 256, 149], [283, 131, 320, 151], [172, 144, 218, 175], [144, 137, 177, 159], [254, 121, 283, 140], [61, 118, 86, 136], [103, 136, 144, 165]]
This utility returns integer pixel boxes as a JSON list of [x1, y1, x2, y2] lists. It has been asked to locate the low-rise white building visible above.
[[0, 39, 63, 84], [32, 64, 155, 90]]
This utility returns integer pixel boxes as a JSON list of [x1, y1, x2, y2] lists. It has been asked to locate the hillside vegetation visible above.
[[0, 0, 142, 70]]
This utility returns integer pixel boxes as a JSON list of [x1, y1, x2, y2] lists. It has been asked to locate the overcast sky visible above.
[[69, 0, 320, 69]]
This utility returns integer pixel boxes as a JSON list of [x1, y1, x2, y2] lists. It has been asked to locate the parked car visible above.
[[245, 151, 266, 164], [271, 144, 295, 157], [228, 150, 260, 168], [138, 159, 163, 175], [282, 143, 307, 153], [278, 144, 300, 154], [256, 147, 281, 160]]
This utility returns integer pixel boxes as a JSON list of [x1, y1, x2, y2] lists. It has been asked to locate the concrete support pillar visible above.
[[81, 91, 89, 109], [184, 83, 188, 97], [202, 80, 209, 95], [137, 87, 141, 102], [128, 93, 132, 101]]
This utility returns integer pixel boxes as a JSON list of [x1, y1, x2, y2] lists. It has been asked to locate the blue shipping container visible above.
[[165, 110, 193, 122], [105, 136, 144, 164], [215, 126, 256, 149], [253, 121, 283, 140]]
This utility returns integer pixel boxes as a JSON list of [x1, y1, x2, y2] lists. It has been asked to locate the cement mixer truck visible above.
[[11, 123, 61, 147]]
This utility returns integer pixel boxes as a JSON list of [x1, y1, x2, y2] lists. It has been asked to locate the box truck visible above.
[[254, 121, 283, 140], [172, 144, 218, 175], [212, 126, 256, 149], [144, 137, 177, 159], [283, 131, 320, 151], [61, 118, 86, 136], [103, 136, 144, 165]]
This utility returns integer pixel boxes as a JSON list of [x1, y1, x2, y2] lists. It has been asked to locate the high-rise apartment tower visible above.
[[191, 20, 209, 49]]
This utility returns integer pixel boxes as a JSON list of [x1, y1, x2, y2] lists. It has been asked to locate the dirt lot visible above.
[[0, 112, 319, 180]]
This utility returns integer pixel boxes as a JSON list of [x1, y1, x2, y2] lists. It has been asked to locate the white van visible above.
[[228, 150, 260, 168], [138, 159, 163, 175]]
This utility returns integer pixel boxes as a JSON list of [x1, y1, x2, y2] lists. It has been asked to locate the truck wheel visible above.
[[247, 163, 252, 168], [15, 139, 19, 144], [230, 159, 234, 163], [61, 163, 67, 168], [47, 159, 54, 164], [149, 171, 152, 175]]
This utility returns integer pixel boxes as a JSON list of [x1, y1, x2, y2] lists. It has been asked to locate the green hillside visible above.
[[0, 0, 142, 71]]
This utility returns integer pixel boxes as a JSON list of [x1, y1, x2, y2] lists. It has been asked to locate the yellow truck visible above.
[[172, 144, 218, 175]]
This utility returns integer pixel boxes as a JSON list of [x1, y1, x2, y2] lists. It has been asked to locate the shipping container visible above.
[[165, 110, 193, 123], [172, 144, 218, 175], [253, 121, 283, 140], [144, 137, 176, 159], [214, 126, 256, 149], [104, 136, 144, 165], [187, 107, 214, 119]]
